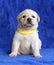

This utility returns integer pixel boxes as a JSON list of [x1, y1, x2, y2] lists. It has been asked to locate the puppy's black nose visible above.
[[27, 18, 31, 22], [27, 18, 31, 24]]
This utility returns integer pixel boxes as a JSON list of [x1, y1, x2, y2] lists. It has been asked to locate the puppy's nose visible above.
[[27, 18, 31, 22], [27, 18, 31, 24]]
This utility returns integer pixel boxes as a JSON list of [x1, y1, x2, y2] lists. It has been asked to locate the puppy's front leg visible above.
[[9, 40, 20, 56], [31, 40, 42, 58]]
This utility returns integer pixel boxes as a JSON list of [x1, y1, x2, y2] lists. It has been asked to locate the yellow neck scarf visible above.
[[17, 29, 38, 35]]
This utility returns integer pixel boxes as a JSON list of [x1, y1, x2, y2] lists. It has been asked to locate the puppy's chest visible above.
[[18, 33, 38, 54], [19, 33, 36, 47], [17, 32, 38, 42], [19, 35, 31, 53], [20, 35, 31, 45], [19, 34, 35, 43], [19, 34, 33, 43]]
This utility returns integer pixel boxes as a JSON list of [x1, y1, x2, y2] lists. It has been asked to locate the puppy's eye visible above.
[[23, 15, 26, 18], [32, 15, 35, 18]]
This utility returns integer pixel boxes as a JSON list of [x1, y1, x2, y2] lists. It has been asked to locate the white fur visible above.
[[9, 9, 42, 58]]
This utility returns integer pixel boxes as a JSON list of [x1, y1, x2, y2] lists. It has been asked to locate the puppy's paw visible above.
[[9, 52, 17, 56], [34, 53, 42, 58], [35, 55, 42, 58]]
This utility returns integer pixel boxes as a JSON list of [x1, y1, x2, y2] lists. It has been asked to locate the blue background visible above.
[[0, 0, 54, 65]]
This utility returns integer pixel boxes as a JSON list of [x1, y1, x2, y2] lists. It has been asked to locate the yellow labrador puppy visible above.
[[9, 9, 42, 58]]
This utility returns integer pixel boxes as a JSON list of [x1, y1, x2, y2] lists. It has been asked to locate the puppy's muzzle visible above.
[[24, 18, 34, 27], [27, 18, 32, 24]]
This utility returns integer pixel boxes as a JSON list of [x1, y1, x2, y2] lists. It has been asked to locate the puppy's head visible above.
[[17, 9, 40, 29]]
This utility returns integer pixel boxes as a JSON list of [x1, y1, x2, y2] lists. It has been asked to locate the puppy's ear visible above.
[[17, 13, 22, 22], [37, 14, 40, 22]]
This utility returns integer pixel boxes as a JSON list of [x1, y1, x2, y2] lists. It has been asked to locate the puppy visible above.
[[9, 9, 42, 58]]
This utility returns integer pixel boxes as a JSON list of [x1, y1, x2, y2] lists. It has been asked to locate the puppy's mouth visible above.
[[23, 23, 34, 27]]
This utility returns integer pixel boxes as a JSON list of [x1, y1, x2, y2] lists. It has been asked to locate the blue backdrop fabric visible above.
[[0, 0, 54, 65]]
